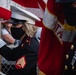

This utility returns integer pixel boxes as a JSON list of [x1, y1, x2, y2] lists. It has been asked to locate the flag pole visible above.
[[0, 18, 2, 71]]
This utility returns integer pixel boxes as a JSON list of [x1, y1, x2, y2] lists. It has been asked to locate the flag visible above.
[[35, 0, 46, 27], [11, 0, 45, 27], [0, 0, 11, 20], [38, 0, 65, 75], [37, 0, 47, 13]]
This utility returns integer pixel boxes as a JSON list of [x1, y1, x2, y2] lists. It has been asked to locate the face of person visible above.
[[5, 23, 13, 28], [11, 23, 25, 39], [64, 1, 76, 26]]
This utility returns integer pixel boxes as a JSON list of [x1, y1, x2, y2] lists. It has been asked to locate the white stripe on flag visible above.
[[0, 0, 11, 10]]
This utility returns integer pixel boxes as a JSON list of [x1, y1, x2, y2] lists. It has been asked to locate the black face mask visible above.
[[64, 4, 76, 26], [11, 27, 25, 39]]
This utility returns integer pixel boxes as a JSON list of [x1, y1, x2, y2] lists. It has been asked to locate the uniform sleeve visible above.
[[1, 28, 9, 35], [0, 43, 20, 61]]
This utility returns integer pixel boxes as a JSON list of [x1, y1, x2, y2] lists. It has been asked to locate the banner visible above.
[[0, 0, 11, 20], [38, 0, 65, 75]]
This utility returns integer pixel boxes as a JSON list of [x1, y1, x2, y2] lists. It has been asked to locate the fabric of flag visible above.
[[38, 0, 65, 75], [36, 0, 46, 27], [0, 0, 11, 20], [11, 0, 45, 27]]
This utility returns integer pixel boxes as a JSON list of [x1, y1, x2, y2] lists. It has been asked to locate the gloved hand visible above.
[[14, 40, 21, 45], [0, 39, 6, 48]]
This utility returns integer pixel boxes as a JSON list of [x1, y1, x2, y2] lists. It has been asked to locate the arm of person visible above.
[[2, 34, 15, 44], [1, 28, 15, 44], [0, 39, 20, 61]]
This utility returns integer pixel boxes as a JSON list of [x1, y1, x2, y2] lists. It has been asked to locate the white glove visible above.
[[0, 39, 6, 48], [14, 40, 21, 45]]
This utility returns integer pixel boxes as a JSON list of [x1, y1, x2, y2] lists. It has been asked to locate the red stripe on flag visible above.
[[12, 0, 39, 8], [37, 0, 46, 11], [0, 7, 11, 20], [35, 18, 43, 27], [47, 0, 64, 23]]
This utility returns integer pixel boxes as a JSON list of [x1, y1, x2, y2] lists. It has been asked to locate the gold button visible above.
[[72, 66, 74, 70], [66, 54, 69, 59], [65, 65, 68, 70], [26, 40, 28, 42], [21, 44, 24, 47], [71, 44, 74, 50]]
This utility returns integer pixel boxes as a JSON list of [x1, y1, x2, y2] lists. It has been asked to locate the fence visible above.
[[1, 44, 17, 74]]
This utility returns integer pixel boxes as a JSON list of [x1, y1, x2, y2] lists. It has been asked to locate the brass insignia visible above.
[[26, 40, 28, 42], [66, 54, 69, 59], [15, 56, 26, 69], [65, 65, 68, 70], [39, 70, 46, 75], [71, 44, 74, 50], [21, 44, 24, 47], [72, 66, 74, 70]]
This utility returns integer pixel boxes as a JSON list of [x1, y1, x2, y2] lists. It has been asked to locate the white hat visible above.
[[11, 5, 41, 25]]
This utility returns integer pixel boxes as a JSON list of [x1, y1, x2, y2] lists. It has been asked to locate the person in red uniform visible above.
[[56, 0, 76, 75]]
